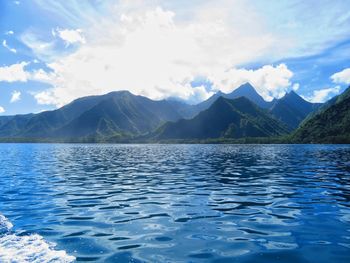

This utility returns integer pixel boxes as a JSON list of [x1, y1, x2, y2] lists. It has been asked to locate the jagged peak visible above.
[[238, 82, 255, 90], [283, 90, 305, 101]]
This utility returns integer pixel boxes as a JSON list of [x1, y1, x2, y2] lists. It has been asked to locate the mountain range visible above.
[[0, 83, 347, 143], [184, 83, 321, 130], [153, 96, 289, 140], [0, 91, 187, 141]]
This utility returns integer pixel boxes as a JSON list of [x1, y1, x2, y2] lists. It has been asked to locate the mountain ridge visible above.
[[153, 96, 289, 140], [269, 90, 322, 130], [292, 86, 350, 143], [0, 84, 328, 142]]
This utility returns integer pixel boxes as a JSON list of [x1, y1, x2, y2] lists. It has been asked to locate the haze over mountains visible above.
[[0, 83, 347, 143]]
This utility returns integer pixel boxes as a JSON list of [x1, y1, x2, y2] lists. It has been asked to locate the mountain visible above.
[[269, 90, 321, 130], [182, 83, 272, 118], [180, 83, 321, 131], [0, 91, 187, 140], [0, 86, 325, 142], [153, 96, 289, 140], [292, 86, 350, 143], [225, 83, 271, 109]]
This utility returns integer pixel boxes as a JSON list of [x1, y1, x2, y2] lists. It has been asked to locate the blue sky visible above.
[[1, 0, 350, 115]]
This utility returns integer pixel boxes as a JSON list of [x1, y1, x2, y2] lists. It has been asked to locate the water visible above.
[[0, 144, 349, 263]]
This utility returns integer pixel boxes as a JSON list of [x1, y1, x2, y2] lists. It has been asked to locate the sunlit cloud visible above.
[[0, 62, 29, 82], [331, 68, 350, 84], [303, 86, 341, 103], [52, 28, 86, 46], [29, 6, 282, 106], [10, 91, 21, 103], [209, 64, 294, 101], [13, 0, 350, 108]]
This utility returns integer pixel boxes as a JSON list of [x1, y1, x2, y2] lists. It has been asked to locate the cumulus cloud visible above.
[[2, 40, 17, 53], [33, 90, 59, 105], [331, 68, 350, 84], [292, 83, 300, 91], [0, 62, 54, 83], [0, 62, 30, 82], [0, 106, 5, 113], [52, 28, 86, 46], [209, 64, 294, 101], [10, 90, 21, 103], [30, 7, 286, 107], [5, 31, 14, 35], [304, 86, 341, 103]]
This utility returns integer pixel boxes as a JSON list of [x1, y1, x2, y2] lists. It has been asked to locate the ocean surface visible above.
[[0, 144, 349, 263]]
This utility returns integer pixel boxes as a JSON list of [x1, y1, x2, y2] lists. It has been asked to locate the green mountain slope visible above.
[[180, 83, 321, 131], [269, 91, 321, 130], [0, 91, 186, 140], [292, 86, 350, 143], [153, 96, 289, 140]]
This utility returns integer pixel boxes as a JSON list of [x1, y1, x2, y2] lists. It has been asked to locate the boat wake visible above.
[[0, 214, 75, 263]]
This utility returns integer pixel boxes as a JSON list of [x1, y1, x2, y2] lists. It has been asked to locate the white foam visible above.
[[0, 214, 75, 263], [0, 215, 13, 234]]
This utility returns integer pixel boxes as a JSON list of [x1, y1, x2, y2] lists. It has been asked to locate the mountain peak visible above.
[[283, 90, 307, 103], [237, 82, 255, 91], [225, 83, 271, 109], [270, 89, 322, 130], [106, 90, 133, 97], [155, 95, 289, 140], [286, 90, 298, 96]]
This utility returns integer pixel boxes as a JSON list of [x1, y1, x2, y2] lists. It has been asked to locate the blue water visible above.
[[0, 144, 349, 262]]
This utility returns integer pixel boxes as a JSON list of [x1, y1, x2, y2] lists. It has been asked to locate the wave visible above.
[[0, 214, 13, 234], [0, 214, 75, 263]]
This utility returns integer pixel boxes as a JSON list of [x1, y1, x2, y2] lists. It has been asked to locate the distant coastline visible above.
[[0, 135, 349, 144]]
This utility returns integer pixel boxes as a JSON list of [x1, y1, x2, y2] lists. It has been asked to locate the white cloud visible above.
[[0, 62, 30, 82], [52, 28, 86, 46], [304, 86, 341, 103], [34, 90, 59, 105], [292, 83, 300, 91], [24, 1, 348, 107], [331, 68, 350, 84], [209, 64, 294, 101], [20, 32, 57, 61], [5, 31, 14, 35], [5, 0, 345, 108], [31, 0, 350, 59], [2, 40, 17, 53], [0, 106, 5, 113], [30, 7, 279, 106], [0, 62, 52, 83], [10, 90, 21, 103]]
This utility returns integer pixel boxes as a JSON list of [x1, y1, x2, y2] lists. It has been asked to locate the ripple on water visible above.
[[0, 144, 350, 262]]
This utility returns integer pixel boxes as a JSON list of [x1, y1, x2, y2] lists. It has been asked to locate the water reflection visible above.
[[0, 144, 349, 262]]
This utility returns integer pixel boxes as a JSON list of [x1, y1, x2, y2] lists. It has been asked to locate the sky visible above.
[[1, 0, 350, 115]]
